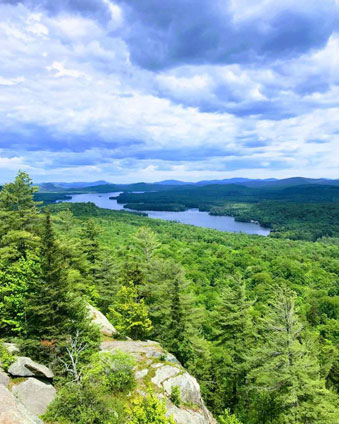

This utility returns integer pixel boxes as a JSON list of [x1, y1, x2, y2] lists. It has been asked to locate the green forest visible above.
[[115, 184, 339, 241], [1, 172, 339, 423]]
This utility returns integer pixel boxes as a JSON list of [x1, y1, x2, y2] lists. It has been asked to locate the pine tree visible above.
[[210, 281, 255, 415], [120, 257, 146, 294], [80, 218, 119, 305], [167, 274, 189, 362], [95, 253, 120, 314], [26, 210, 87, 340], [133, 226, 160, 266], [0, 171, 39, 222], [0, 172, 41, 336], [247, 286, 339, 424], [144, 258, 202, 366], [0, 171, 40, 260], [81, 219, 101, 275]]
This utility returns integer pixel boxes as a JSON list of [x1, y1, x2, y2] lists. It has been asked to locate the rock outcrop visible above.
[[3, 343, 19, 355], [0, 308, 215, 424], [0, 370, 10, 388], [0, 385, 43, 424], [0, 346, 55, 424], [12, 378, 56, 416], [101, 339, 216, 424], [8, 357, 54, 379], [88, 304, 118, 337]]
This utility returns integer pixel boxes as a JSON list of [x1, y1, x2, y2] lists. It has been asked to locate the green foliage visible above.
[[84, 351, 136, 393], [128, 389, 176, 424], [0, 171, 42, 336], [118, 185, 339, 240], [109, 285, 152, 340], [43, 381, 126, 424], [0, 341, 16, 371], [133, 226, 160, 265], [247, 287, 339, 423], [81, 218, 101, 267], [2, 172, 339, 424], [211, 201, 339, 241], [48, 201, 339, 423], [0, 255, 40, 335], [0, 171, 39, 215], [218, 409, 243, 424], [0, 171, 41, 256], [25, 210, 90, 340], [210, 280, 255, 414], [44, 351, 134, 423], [170, 385, 181, 407]]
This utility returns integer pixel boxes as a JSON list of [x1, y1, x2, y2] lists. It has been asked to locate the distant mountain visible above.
[[190, 177, 338, 188], [157, 180, 193, 186], [60, 180, 109, 188], [196, 178, 277, 186], [155, 178, 278, 186], [39, 180, 109, 190], [244, 177, 339, 188], [37, 177, 339, 193]]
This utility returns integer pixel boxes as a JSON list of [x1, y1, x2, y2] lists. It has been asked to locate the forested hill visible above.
[[115, 183, 339, 241], [1, 171, 339, 424], [30, 178, 339, 241], [116, 182, 339, 205]]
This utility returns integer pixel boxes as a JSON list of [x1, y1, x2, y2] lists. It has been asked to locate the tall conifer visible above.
[[210, 281, 254, 414], [248, 286, 339, 424], [26, 210, 86, 340]]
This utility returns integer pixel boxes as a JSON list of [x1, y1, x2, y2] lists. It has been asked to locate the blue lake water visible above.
[[61, 192, 270, 236]]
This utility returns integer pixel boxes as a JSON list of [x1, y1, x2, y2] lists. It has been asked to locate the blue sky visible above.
[[0, 0, 339, 183]]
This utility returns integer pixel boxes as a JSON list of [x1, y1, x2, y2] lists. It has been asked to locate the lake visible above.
[[61, 192, 270, 236]]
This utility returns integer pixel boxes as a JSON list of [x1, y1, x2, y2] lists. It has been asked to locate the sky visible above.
[[0, 0, 339, 183]]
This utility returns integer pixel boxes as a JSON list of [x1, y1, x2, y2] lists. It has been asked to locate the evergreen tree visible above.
[[95, 252, 120, 314], [81, 218, 101, 276], [0, 171, 39, 223], [247, 286, 339, 424], [0, 171, 40, 260], [120, 258, 146, 290], [0, 172, 41, 336], [80, 218, 119, 305], [167, 273, 191, 363], [0, 256, 39, 336], [133, 226, 160, 266], [143, 258, 203, 367], [210, 281, 255, 415], [26, 210, 88, 340]]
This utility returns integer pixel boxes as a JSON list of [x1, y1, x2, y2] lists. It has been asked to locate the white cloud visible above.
[[0, 76, 25, 86], [46, 61, 89, 79], [0, 0, 338, 182]]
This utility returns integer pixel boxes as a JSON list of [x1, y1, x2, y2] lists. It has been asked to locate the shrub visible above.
[[84, 350, 136, 393], [170, 386, 181, 407], [218, 409, 243, 424], [109, 286, 152, 340], [43, 381, 126, 424], [0, 341, 15, 371], [129, 389, 176, 424]]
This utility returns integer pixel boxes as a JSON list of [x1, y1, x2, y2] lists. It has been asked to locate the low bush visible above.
[[129, 389, 176, 424], [0, 341, 15, 371], [170, 385, 181, 407], [43, 381, 126, 424], [84, 350, 136, 393]]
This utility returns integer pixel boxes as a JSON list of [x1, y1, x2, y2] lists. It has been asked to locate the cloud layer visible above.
[[0, 0, 339, 182]]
